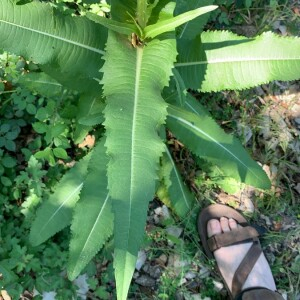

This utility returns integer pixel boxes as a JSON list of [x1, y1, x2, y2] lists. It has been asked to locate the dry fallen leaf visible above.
[[78, 135, 95, 149], [1, 290, 11, 300]]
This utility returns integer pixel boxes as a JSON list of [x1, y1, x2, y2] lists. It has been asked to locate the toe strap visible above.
[[207, 226, 259, 252]]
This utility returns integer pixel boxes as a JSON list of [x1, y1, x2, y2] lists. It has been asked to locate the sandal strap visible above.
[[207, 226, 259, 252], [235, 287, 284, 300], [231, 241, 262, 297]]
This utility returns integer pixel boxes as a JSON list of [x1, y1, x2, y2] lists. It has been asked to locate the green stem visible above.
[[137, 0, 147, 28]]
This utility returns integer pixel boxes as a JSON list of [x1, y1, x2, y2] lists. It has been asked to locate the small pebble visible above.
[[213, 280, 224, 292], [166, 225, 183, 238], [294, 117, 300, 125], [135, 275, 156, 287], [156, 253, 168, 265], [190, 294, 211, 300], [179, 277, 187, 286], [185, 271, 197, 280], [135, 250, 147, 271], [261, 214, 272, 226], [199, 266, 210, 278], [149, 265, 162, 279]]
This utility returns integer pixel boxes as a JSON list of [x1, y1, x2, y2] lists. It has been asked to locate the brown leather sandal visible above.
[[197, 204, 284, 300]]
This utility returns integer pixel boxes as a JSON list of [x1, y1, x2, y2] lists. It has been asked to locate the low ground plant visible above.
[[0, 0, 299, 299]]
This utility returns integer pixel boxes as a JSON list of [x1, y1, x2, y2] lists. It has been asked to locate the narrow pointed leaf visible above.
[[167, 104, 271, 189], [164, 73, 248, 194], [175, 31, 300, 91], [175, 0, 215, 40], [87, 12, 139, 35], [160, 146, 194, 217], [68, 140, 113, 280], [30, 153, 91, 246], [184, 97, 248, 194], [102, 31, 177, 300], [144, 5, 217, 39], [0, 0, 107, 93]]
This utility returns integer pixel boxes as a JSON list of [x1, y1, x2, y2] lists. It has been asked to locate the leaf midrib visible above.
[[175, 56, 300, 67], [76, 194, 110, 262], [25, 80, 62, 87], [128, 46, 143, 242], [38, 182, 83, 237], [0, 19, 105, 55], [168, 108, 261, 180]]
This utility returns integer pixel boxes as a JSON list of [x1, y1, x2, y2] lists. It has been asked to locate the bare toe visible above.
[[220, 217, 230, 232], [207, 219, 222, 238], [228, 218, 238, 230]]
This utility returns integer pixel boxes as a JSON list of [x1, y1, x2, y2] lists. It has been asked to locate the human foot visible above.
[[207, 217, 277, 294]]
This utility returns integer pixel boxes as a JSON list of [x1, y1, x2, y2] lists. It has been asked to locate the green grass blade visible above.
[[167, 104, 271, 189], [0, 0, 107, 93], [29, 153, 91, 246], [68, 139, 113, 281], [102, 31, 177, 300]]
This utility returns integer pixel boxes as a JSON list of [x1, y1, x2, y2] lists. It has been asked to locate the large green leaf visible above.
[[176, 31, 300, 91], [0, 0, 107, 93], [167, 104, 271, 189], [102, 31, 177, 300], [29, 153, 91, 246], [68, 139, 113, 280]]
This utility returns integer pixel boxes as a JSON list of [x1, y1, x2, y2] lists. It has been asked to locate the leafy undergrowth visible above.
[[0, 1, 299, 300]]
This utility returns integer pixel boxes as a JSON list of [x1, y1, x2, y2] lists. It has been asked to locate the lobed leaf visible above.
[[102, 31, 177, 300], [30, 153, 91, 246], [68, 139, 113, 281], [176, 30, 300, 91], [0, 0, 107, 93], [167, 104, 271, 190]]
